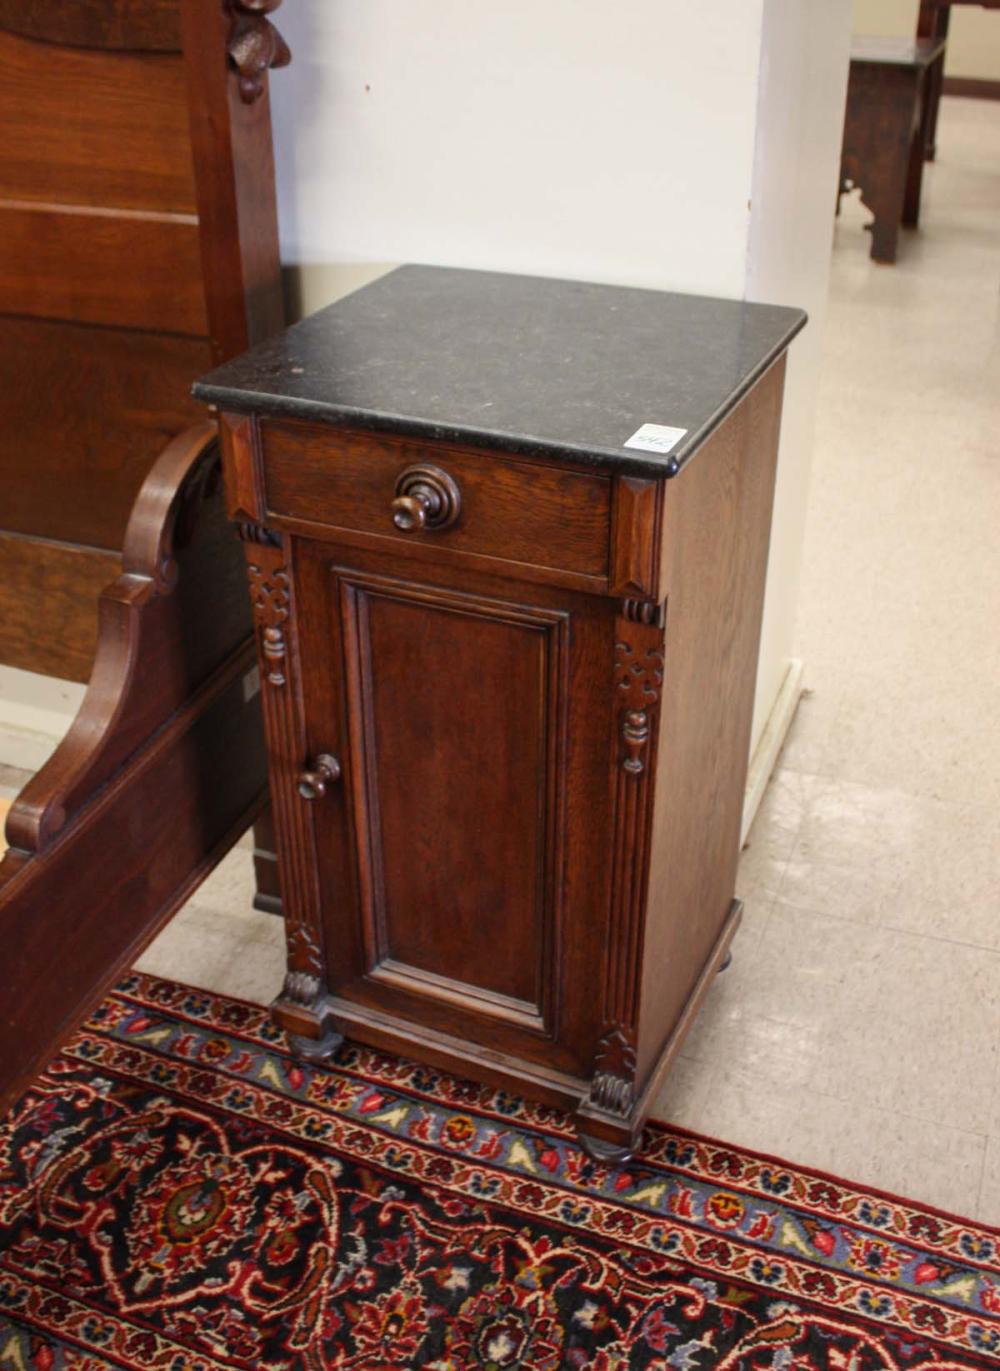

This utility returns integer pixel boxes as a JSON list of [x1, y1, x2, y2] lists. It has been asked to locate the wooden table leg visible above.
[[841, 62, 918, 264], [904, 68, 932, 226], [917, 1, 950, 161], [869, 216, 901, 264]]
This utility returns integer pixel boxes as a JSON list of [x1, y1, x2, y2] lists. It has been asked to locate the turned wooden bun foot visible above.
[[577, 1130, 640, 1167], [288, 1027, 344, 1062]]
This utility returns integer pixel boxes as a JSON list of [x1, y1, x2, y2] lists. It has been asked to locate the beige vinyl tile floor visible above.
[[3, 98, 998, 1223], [649, 96, 1000, 1222]]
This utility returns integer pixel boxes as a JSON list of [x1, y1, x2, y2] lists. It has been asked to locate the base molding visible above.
[[289, 992, 590, 1113], [942, 76, 1000, 101], [574, 899, 742, 1158], [741, 657, 804, 846], [272, 983, 342, 1046], [283, 900, 741, 1161]]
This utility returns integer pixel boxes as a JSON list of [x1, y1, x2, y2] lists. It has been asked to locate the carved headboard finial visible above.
[[227, 0, 291, 104]]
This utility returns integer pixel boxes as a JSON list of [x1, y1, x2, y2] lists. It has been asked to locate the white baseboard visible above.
[[741, 657, 804, 846]]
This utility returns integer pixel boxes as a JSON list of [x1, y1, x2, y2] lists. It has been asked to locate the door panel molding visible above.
[[334, 567, 569, 1040]]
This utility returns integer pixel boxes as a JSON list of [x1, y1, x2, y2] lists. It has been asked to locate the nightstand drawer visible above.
[[260, 422, 611, 580]]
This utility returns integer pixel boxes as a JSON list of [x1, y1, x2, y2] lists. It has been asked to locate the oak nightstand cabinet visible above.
[[195, 266, 805, 1160]]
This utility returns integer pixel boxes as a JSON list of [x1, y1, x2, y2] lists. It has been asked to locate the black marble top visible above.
[[194, 265, 806, 478]]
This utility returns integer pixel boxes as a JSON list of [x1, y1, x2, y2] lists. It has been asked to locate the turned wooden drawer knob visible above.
[[391, 464, 461, 532], [297, 753, 342, 800]]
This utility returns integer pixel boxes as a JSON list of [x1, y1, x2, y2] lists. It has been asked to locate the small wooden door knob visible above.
[[297, 753, 342, 800], [391, 464, 461, 532]]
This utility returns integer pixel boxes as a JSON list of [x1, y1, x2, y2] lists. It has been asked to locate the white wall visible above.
[[269, 0, 852, 765], [0, 2, 852, 788], [746, 0, 852, 749], [272, 1, 763, 308]]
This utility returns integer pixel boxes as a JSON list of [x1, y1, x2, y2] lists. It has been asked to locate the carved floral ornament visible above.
[[614, 638, 664, 777], [286, 923, 324, 980], [246, 562, 290, 686], [614, 640, 664, 709], [227, 0, 291, 104]]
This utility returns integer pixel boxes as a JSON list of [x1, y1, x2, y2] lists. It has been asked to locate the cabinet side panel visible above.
[[637, 357, 786, 1083]]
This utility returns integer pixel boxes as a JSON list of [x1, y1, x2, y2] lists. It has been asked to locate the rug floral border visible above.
[[2, 972, 998, 1368], [5, 971, 979, 1366]]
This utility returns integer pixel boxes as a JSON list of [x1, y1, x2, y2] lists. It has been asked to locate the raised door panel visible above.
[[340, 571, 567, 1036], [294, 542, 614, 1073]]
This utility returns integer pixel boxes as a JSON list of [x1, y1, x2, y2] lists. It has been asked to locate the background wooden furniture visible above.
[[0, 0, 291, 1117], [917, 0, 1000, 159], [0, 0, 288, 905], [839, 36, 946, 264], [0, 426, 268, 1116], [196, 265, 805, 1159]]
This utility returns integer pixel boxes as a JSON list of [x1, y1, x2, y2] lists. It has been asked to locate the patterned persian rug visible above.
[[0, 974, 997, 1370]]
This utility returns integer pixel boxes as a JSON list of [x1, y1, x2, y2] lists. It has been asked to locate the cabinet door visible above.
[[293, 540, 614, 1076]]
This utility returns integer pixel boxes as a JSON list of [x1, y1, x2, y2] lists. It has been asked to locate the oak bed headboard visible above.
[[0, 0, 292, 1116], [0, 0, 288, 681]]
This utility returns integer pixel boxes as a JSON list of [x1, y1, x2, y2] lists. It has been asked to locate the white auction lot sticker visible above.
[[623, 423, 688, 455]]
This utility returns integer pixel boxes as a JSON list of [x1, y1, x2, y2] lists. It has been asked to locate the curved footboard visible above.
[[0, 425, 268, 1116]]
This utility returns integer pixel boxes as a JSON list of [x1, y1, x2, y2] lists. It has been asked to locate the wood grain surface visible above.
[[0, 426, 268, 1118], [0, 0, 289, 1105], [274, 538, 615, 1076], [262, 425, 612, 579], [0, 30, 196, 212], [0, 317, 211, 549], [341, 573, 565, 1021], [0, 534, 120, 681], [0, 0, 181, 51], [181, 0, 285, 362], [637, 359, 785, 1082], [0, 202, 206, 335]]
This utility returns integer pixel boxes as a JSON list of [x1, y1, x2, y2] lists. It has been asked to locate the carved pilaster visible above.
[[583, 598, 666, 1135], [242, 537, 339, 1055], [226, 0, 291, 104]]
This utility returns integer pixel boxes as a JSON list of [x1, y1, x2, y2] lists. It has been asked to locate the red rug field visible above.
[[0, 973, 996, 1368]]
